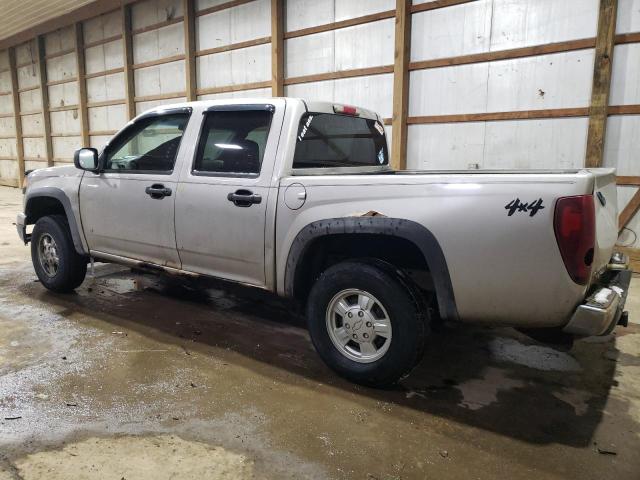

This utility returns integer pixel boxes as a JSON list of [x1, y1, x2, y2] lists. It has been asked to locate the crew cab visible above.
[[16, 98, 632, 386]]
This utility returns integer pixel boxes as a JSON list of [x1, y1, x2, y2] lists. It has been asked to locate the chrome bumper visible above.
[[16, 213, 29, 244], [563, 255, 632, 337]]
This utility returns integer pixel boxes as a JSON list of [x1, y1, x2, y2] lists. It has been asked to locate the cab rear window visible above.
[[292, 113, 388, 169]]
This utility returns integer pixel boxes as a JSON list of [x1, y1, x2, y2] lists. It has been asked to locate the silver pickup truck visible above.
[[16, 98, 631, 387]]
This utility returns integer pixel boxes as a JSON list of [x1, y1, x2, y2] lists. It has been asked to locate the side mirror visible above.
[[74, 148, 100, 172]]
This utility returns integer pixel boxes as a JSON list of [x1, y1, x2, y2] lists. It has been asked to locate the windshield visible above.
[[293, 113, 388, 169]]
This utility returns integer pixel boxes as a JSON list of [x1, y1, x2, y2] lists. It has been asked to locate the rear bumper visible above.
[[563, 257, 632, 337], [16, 213, 29, 244]]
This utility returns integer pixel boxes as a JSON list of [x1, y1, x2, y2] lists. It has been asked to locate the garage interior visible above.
[[0, 0, 639, 479]]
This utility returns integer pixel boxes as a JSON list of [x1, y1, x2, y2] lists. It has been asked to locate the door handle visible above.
[[227, 189, 262, 207], [145, 184, 172, 199]]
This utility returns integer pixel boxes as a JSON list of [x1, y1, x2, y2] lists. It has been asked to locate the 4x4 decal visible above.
[[505, 198, 545, 217]]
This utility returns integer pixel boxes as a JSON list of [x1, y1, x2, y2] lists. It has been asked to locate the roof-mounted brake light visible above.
[[333, 104, 360, 116]]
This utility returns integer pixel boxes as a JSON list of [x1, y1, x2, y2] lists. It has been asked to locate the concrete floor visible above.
[[0, 186, 639, 480]]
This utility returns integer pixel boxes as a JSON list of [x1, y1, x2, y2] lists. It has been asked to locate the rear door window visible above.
[[193, 108, 274, 176], [293, 113, 388, 169]]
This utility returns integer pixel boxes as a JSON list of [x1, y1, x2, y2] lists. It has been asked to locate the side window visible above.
[[104, 113, 190, 173], [193, 108, 273, 175]]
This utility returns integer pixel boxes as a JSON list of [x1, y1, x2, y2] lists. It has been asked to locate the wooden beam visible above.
[[183, 0, 197, 101], [37, 36, 54, 167], [408, 107, 589, 124], [617, 176, 640, 186], [284, 10, 395, 40], [196, 80, 271, 96], [391, 0, 411, 170], [617, 246, 640, 273], [122, 5, 136, 120], [586, 0, 618, 168], [8, 47, 25, 187], [619, 188, 640, 232], [196, 0, 257, 18], [271, 0, 284, 96], [131, 54, 186, 70], [196, 37, 271, 57], [74, 23, 90, 147], [284, 65, 394, 86], [410, 0, 477, 14]]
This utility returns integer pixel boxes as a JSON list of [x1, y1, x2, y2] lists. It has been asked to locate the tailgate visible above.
[[591, 168, 619, 278]]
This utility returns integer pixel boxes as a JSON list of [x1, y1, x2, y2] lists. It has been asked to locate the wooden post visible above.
[[585, 0, 618, 168], [8, 47, 25, 186], [391, 0, 411, 170], [183, 0, 197, 101], [37, 36, 54, 167], [271, 0, 284, 97], [74, 23, 90, 147], [122, 4, 136, 119]]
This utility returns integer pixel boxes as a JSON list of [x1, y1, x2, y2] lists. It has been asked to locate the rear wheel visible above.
[[306, 260, 428, 387], [31, 215, 87, 293]]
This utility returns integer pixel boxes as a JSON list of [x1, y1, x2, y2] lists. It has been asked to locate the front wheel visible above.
[[31, 215, 87, 293], [306, 260, 428, 387]]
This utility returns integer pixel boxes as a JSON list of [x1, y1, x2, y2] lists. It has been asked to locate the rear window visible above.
[[292, 113, 388, 169]]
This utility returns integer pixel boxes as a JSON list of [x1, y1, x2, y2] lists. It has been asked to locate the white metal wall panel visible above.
[[0, 71, 12, 92], [25, 160, 47, 171], [286, 73, 393, 119], [48, 82, 79, 109], [604, 115, 640, 177], [197, 88, 272, 101], [489, 0, 599, 51], [135, 61, 186, 96], [334, 0, 394, 21], [15, 41, 37, 66], [85, 40, 124, 75], [52, 136, 80, 160], [133, 23, 185, 64], [46, 53, 77, 83], [21, 114, 44, 136], [50, 110, 80, 135], [483, 117, 589, 169], [197, 43, 271, 88], [87, 72, 126, 103], [0, 95, 13, 115], [334, 20, 394, 70], [90, 135, 113, 150], [407, 123, 487, 170], [411, 0, 493, 62], [617, 187, 640, 248], [88, 104, 127, 132], [45, 26, 75, 56], [0, 159, 18, 180], [285, 32, 334, 78], [616, 0, 640, 34], [0, 139, 17, 158], [83, 10, 123, 44], [18, 89, 43, 113], [286, 0, 335, 31], [132, 0, 184, 31], [486, 50, 594, 111], [196, 0, 270, 50], [0, 117, 16, 136], [17, 65, 39, 90], [610, 43, 640, 106], [23, 137, 46, 159], [135, 96, 187, 115]]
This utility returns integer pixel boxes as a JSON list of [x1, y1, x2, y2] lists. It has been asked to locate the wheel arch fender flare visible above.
[[25, 187, 87, 256], [284, 217, 459, 322]]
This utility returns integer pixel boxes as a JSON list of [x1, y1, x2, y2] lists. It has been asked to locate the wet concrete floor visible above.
[[0, 186, 639, 479]]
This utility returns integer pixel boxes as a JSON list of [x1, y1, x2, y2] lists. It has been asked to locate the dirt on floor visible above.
[[0, 185, 639, 480]]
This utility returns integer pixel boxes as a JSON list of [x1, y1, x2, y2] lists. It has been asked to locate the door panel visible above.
[[79, 109, 192, 267], [175, 181, 269, 284], [80, 174, 181, 267]]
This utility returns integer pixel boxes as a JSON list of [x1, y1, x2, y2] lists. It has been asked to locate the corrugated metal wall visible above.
[[0, 0, 638, 246]]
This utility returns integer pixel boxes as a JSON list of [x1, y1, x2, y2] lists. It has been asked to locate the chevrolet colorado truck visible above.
[[16, 98, 632, 387]]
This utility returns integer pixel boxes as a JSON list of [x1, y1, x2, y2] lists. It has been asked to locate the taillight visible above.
[[553, 195, 595, 285], [333, 104, 360, 116]]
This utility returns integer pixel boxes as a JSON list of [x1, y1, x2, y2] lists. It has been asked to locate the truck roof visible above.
[[140, 97, 380, 121]]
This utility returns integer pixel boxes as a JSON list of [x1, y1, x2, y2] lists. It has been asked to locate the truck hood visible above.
[[27, 164, 82, 180]]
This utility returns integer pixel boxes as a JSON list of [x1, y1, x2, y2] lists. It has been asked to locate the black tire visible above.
[[306, 260, 429, 387], [31, 215, 87, 293]]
